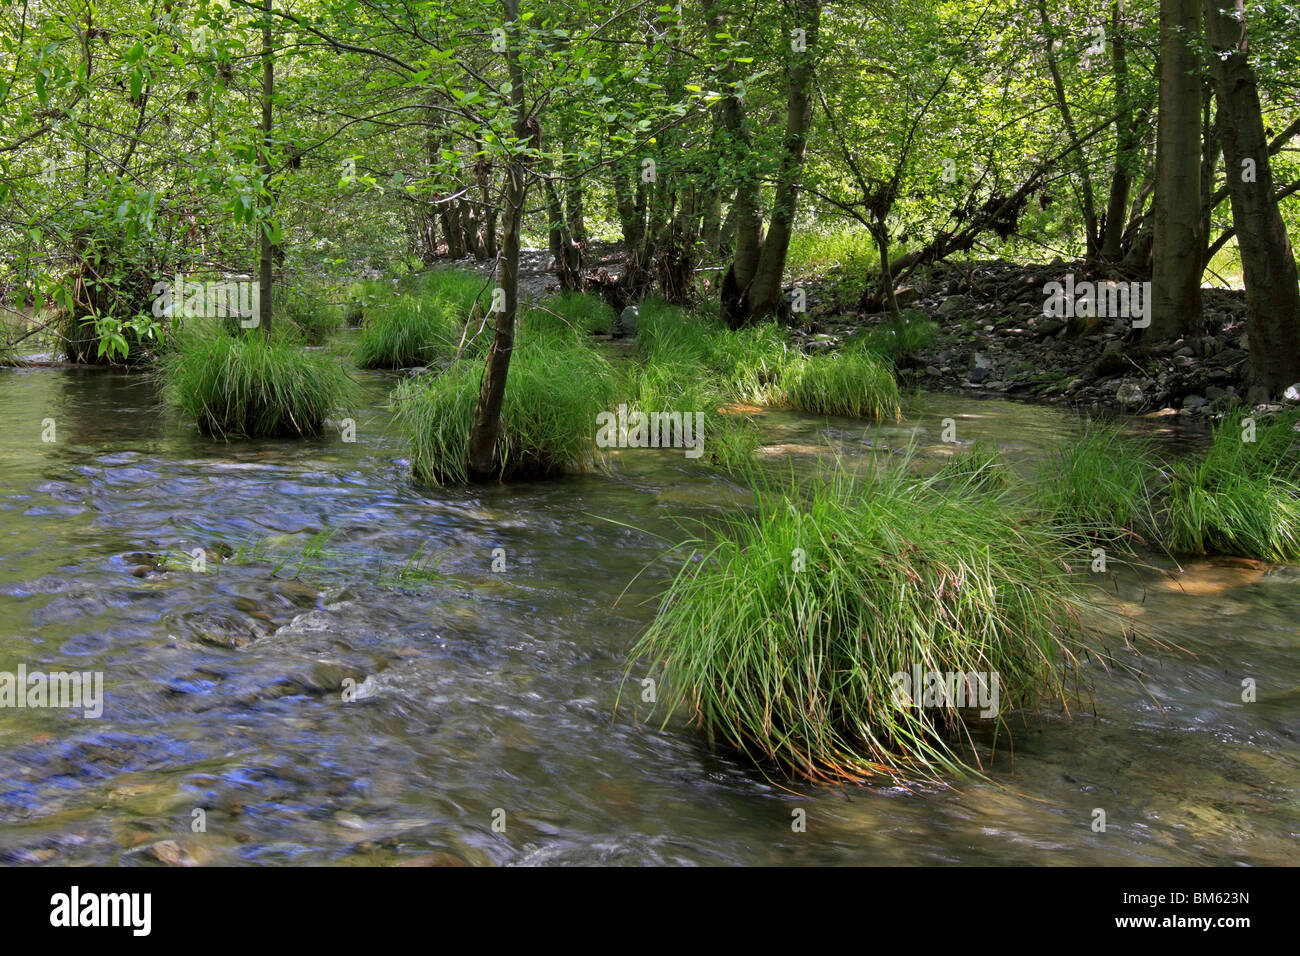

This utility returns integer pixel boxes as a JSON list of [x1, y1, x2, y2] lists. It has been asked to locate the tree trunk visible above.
[[1148, 0, 1204, 339], [466, 0, 529, 478], [1037, 0, 1100, 257], [1101, 0, 1139, 259], [744, 0, 821, 320], [701, 188, 722, 257], [1198, 91, 1220, 273], [1204, 0, 1300, 393], [257, 0, 274, 337]]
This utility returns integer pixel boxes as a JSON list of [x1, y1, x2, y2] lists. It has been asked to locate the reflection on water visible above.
[[0, 368, 1295, 865]]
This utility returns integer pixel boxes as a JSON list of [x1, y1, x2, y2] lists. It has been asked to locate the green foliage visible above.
[[353, 269, 492, 368], [782, 347, 901, 419], [1035, 421, 1165, 545], [279, 291, 339, 346], [354, 295, 463, 369], [636, 298, 900, 419], [930, 440, 1011, 491], [626, 460, 1096, 781], [395, 335, 620, 484], [162, 330, 357, 439], [521, 292, 614, 337], [858, 311, 938, 362], [1162, 411, 1300, 560]]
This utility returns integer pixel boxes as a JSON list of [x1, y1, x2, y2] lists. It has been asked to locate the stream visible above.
[[0, 359, 1296, 865]]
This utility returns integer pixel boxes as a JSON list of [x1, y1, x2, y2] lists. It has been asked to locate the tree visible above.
[[713, 0, 821, 328], [1203, 0, 1300, 393], [1149, 0, 1204, 339]]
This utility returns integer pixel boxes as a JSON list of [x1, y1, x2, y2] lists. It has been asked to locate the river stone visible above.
[[938, 295, 969, 316], [1116, 382, 1144, 406], [1094, 340, 1129, 377], [612, 304, 639, 338], [1035, 318, 1065, 339]]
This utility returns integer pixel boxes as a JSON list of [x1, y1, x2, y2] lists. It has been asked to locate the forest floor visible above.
[[447, 248, 1290, 419]]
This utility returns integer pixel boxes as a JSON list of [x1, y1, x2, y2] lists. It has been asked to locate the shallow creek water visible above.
[[0, 364, 1296, 865]]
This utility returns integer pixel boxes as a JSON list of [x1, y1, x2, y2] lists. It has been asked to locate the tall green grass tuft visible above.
[[626, 461, 1096, 781], [636, 299, 900, 419], [1162, 410, 1300, 560], [354, 296, 463, 369], [162, 330, 356, 438], [521, 292, 614, 338], [353, 268, 492, 368], [1035, 421, 1165, 544], [858, 310, 938, 363], [782, 345, 901, 419], [930, 440, 1011, 491], [395, 335, 621, 484]]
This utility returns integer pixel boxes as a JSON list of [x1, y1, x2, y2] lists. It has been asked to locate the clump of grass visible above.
[[280, 292, 338, 345], [783, 229, 878, 281], [521, 292, 614, 338], [623, 358, 761, 475], [395, 335, 620, 484], [929, 440, 1011, 491], [625, 460, 1097, 782], [1035, 421, 1165, 544], [636, 298, 719, 366], [782, 346, 901, 419], [1162, 410, 1300, 560], [858, 310, 938, 363], [406, 268, 493, 319], [636, 298, 901, 419], [706, 413, 763, 473], [162, 330, 356, 438], [354, 296, 462, 369], [715, 322, 799, 405]]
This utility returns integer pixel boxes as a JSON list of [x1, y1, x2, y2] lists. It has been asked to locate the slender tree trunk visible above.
[[1198, 92, 1220, 272], [1149, 0, 1204, 339], [258, 0, 274, 337], [1038, 0, 1100, 256], [467, 0, 529, 478], [1204, 0, 1300, 393], [701, 188, 722, 256], [744, 0, 821, 320], [872, 223, 900, 317], [1101, 0, 1138, 259]]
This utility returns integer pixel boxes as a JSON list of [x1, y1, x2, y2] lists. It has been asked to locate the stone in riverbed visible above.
[[612, 304, 639, 339], [938, 295, 970, 316], [1115, 382, 1144, 407]]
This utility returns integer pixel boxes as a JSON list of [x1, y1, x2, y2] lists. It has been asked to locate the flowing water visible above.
[[0, 362, 1296, 865]]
